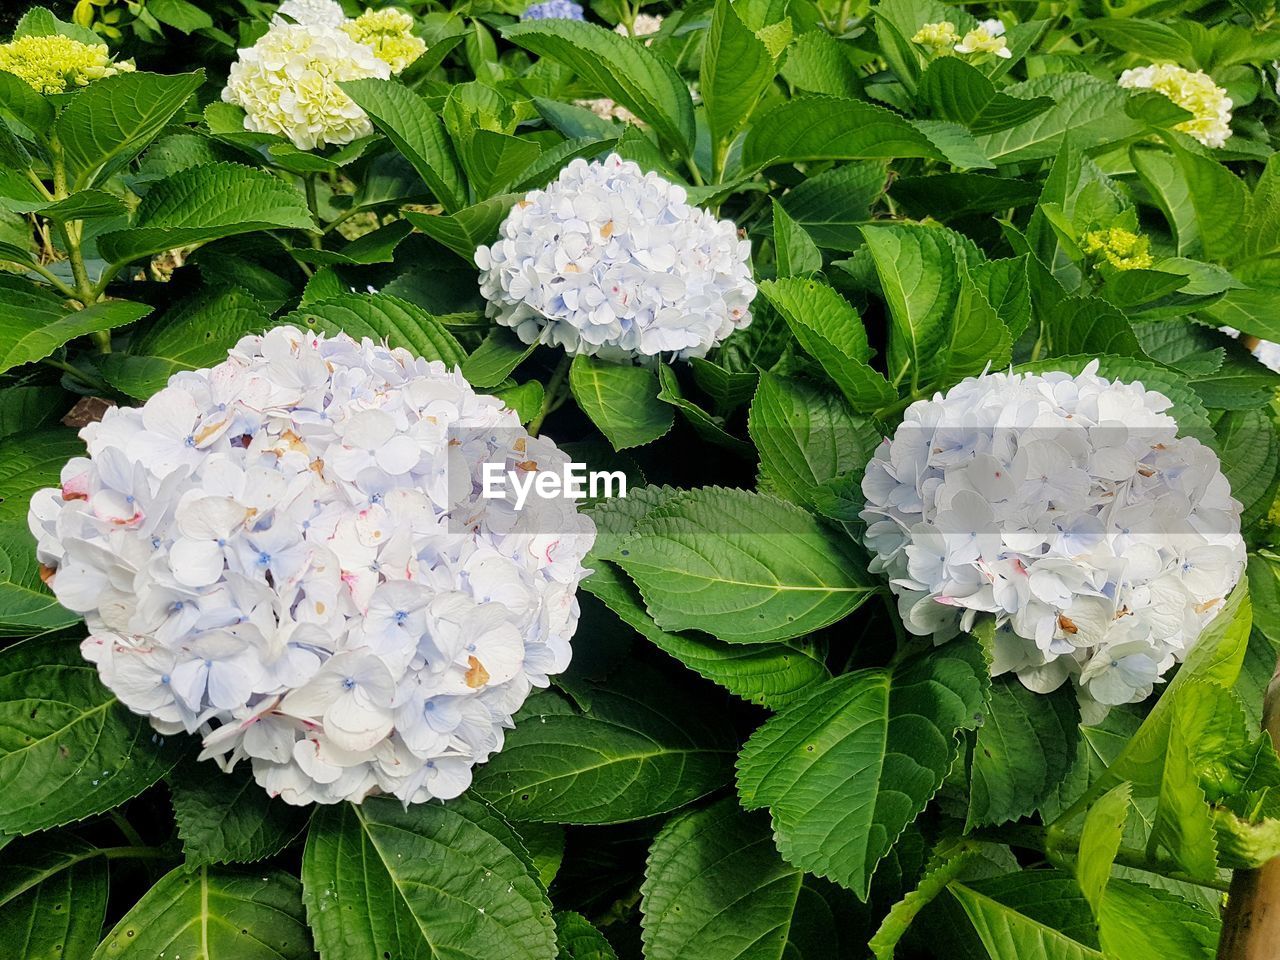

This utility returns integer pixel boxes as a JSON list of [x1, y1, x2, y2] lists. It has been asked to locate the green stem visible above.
[[528, 354, 572, 437], [304, 175, 324, 249], [322, 206, 362, 235], [1, 256, 78, 299], [109, 809, 147, 849], [869, 841, 982, 960], [100, 846, 170, 861], [711, 139, 731, 186], [684, 153, 706, 188], [42, 356, 112, 393]]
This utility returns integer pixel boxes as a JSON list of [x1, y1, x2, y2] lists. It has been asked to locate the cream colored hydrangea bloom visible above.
[[342, 8, 425, 74], [954, 19, 1011, 59], [222, 22, 390, 151], [1081, 227, 1154, 271], [911, 21, 960, 53], [1118, 63, 1233, 149], [616, 13, 663, 40], [0, 34, 134, 94]]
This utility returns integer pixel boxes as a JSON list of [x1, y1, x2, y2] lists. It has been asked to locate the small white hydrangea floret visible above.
[[954, 20, 1011, 58], [30, 327, 596, 806], [1118, 63, 1233, 149], [476, 154, 756, 360], [222, 21, 390, 151], [860, 362, 1245, 709], [273, 0, 347, 26]]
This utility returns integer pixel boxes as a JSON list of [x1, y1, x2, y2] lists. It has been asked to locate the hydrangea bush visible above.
[[0, 0, 1279, 958]]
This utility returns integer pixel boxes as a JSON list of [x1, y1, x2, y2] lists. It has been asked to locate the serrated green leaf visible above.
[[556, 911, 617, 960], [744, 96, 944, 170], [94, 865, 312, 959], [569, 355, 672, 450], [737, 639, 987, 898], [702, 0, 780, 152], [0, 276, 151, 375], [472, 677, 735, 824], [281, 292, 466, 367], [772, 200, 822, 278], [642, 796, 835, 960], [1076, 782, 1132, 913], [1097, 879, 1220, 960], [302, 795, 555, 960], [98, 162, 316, 265], [0, 635, 184, 835], [968, 678, 1080, 829], [949, 880, 1104, 960], [655, 364, 752, 455], [169, 762, 310, 867], [608, 486, 875, 643], [917, 57, 1053, 134], [404, 193, 521, 261], [780, 30, 861, 98], [463, 328, 537, 388], [502, 21, 695, 151], [0, 833, 107, 960], [775, 162, 887, 251], [56, 70, 204, 189]]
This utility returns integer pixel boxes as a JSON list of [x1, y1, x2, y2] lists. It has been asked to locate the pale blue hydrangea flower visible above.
[[521, 0, 585, 20]]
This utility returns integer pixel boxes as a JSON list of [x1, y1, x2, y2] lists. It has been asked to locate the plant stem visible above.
[[1, 256, 79, 299], [42, 356, 111, 393], [528, 354, 572, 437], [109, 809, 147, 849], [99, 846, 170, 861], [304, 175, 324, 249]]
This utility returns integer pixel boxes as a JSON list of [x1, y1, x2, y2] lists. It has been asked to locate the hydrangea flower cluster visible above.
[[0, 33, 134, 93], [911, 19, 1010, 59], [222, 22, 388, 150], [521, 0, 585, 20], [1119, 63, 1233, 148], [1081, 227, 1154, 271], [341, 8, 426, 74], [273, 0, 347, 27], [621, 13, 663, 39], [861, 362, 1245, 709], [476, 154, 756, 360], [29, 327, 596, 805]]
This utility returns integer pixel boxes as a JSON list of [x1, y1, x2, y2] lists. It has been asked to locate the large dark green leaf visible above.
[[281, 293, 466, 367]]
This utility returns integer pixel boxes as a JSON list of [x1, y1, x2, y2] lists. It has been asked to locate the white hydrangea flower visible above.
[[861, 362, 1245, 709], [1220, 326, 1280, 374], [222, 22, 390, 151], [1118, 63, 1233, 149], [475, 154, 756, 360], [954, 20, 1011, 58], [617, 13, 663, 40], [30, 327, 596, 806], [574, 97, 640, 124], [273, 0, 347, 26]]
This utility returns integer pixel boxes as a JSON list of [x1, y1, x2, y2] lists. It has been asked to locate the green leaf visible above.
[[569, 355, 673, 450], [0, 70, 54, 135], [0, 834, 107, 960], [147, 0, 214, 32], [472, 677, 735, 824], [749, 372, 878, 513], [15, 7, 103, 44], [0, 385, 66, 439], [968, 678, 1080, 829], [772, 200, 822, 278], [775, 162, 887, 251], [0, 635, 185, 835], [502, 21, 695, 151], [461, 129, 543, 200], [743, 96, 944, 170], [608, 486, 875, 643], [1212, 408, 1280, 528], [949, 880, 1104, 960], [0, 428, 87, 526], [975, 74, 1142, 165], [737, 639, 988, 898], [702, 0, 780, 151], [0, 276, 151, 375], [169, 763, 310, 867], [281, 293, 466, 367], [292, 220, 413, 267], [98, 162, 316, 265], [98, 286, 270, 400], [1132, 143, 1249, 264], [1047, 297, 1142, 358], [1076, 782, 1132, 914], [1097, 879, 1220, 960], [0, 521, 79, 635], [1082, 20, 1198, 65], [556, 911, 617, 960], [463, 328, 537, 388], [655, 364, 752, 455], [56, 71, 204, 189], [779, 30, 861, 98], [642, 796, 837, 960], [0, 189, 129, 222], [404, 193, 521, 261], [94, 865, 313, 959], [917, 57, 1054, 134], [302, 795, 556, 960]]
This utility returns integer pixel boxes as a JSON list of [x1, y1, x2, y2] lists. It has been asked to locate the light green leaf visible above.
[[1133, 143, 1249, 265], [780, 30, 861, 98], [56, 71, 204, 189], [0, 276, 151, 375], [0, 635, 185, 835], [556, 911, 617, 960], [608, 486, 875, 643], [502, 21, 695, 151], [94, 866, 313, 959], [569, 355, 673, 450], [775, 162, 887, 251], [702, 0, 780, 151], [472, 678, 735, 824], [302, 795, 555, 960], [281, 293, 466, 367], [917, 57, 1054, 134], [1212, 409, 1280, 528], [0, 70, 54, 135], [404, 193, 521, 261], [1076, 782, 1132, 914], [772, 201, 822, 278], [949, 880, 1105, 960], [968, 678, 1080, 829], [642, 796, 835, 960], [98, 162, 316, 265], [1097, 879, 1220, 960], [463, 328, 537, 389], [737, 639, 988, 898], [743, 96, 944, 170]]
